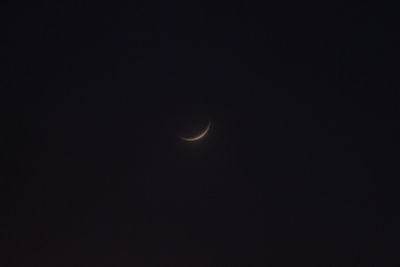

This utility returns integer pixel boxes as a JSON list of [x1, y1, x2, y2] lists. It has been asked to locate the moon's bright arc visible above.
[[180, 122, 211, 142]]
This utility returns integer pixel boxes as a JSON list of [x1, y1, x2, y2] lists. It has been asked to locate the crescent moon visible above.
[[180, 121, 211, 142]]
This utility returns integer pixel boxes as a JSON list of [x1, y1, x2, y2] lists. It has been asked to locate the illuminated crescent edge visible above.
[[180, 122, 211, 142]]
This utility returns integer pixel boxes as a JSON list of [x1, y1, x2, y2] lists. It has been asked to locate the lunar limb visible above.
[[180, 121, 211, 142]]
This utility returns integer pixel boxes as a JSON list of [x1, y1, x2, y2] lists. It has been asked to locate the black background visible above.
[[2, 1, 400, 266]]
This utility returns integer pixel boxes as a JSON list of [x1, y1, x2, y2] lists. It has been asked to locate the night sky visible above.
[[2, 1, 400, 266]]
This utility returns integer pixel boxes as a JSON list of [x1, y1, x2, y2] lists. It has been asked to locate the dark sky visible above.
[[2, 1, 400, 266]]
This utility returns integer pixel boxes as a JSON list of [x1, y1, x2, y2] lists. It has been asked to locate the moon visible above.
[[180, 121, 211, 142]]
